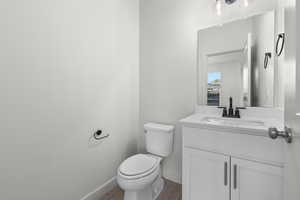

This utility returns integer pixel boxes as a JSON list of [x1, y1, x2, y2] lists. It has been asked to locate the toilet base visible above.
[[123, 177, 164, 200], [152, 176, 164, 200]]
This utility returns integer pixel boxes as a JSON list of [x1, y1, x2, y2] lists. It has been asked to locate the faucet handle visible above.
[[236, 107, 246, 110], [234, 107, 246, 118], [218, 106, 228, 117]]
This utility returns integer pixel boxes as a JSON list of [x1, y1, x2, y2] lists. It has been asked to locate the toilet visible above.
[[117, 123, 174, 200]]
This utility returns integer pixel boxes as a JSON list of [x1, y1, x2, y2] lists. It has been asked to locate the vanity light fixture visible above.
[[215, 0, 222, 16], [215, 0, 250, 16], [225, 0, 237, 4]]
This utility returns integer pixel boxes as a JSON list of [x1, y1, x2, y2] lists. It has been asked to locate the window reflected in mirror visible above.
[[207, 72, 221, 106]]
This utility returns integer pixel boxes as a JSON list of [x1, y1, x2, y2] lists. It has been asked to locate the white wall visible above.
[[273, 0, 285, 109], [0, 0, 139, 199], [140, 0, 277, 183]]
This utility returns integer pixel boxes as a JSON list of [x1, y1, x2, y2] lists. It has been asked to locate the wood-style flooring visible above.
[[100, 179, 182, 200]]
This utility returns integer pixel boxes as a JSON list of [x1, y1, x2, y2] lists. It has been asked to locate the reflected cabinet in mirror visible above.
[[197, 11, 279, 108]]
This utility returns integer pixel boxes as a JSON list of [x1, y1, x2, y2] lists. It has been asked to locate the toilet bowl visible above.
[[117, 123, 174, 200], [117, 154, 163, 200]]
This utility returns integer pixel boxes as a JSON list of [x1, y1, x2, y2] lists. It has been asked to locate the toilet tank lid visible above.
[[144, 123, 174, 133]]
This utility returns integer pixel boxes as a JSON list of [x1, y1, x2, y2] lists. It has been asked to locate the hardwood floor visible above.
[[100, 179, 182, 200]]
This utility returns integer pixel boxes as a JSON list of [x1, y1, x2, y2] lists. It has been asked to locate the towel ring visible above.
[[276, 33, 285, 57], [264, 52, 272, 69]]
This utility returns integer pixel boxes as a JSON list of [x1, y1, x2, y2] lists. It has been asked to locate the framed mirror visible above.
[[197, 11, 276, 108]]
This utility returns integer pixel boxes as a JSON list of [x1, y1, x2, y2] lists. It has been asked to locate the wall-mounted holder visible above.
[[276, 33, 285, 57], [264, 52, 272, 69], [93, 130, 110, 140]]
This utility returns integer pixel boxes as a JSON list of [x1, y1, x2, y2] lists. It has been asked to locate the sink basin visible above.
[[201, 117, 265, 127]]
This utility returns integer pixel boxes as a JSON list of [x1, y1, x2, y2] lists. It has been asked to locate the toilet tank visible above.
[[144, 123, 174, 157]]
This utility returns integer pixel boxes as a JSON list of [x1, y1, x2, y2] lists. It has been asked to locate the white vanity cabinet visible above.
[[230, 158, 283, 200], [183, 148, 230, 200], [182, 126, 284, 200]]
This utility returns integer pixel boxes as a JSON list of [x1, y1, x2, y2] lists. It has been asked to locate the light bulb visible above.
[[216, 0, 222, 16], [244, 0, 249, 7]]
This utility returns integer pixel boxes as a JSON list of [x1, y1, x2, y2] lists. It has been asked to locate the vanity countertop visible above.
[[180, 107, 284, 137]]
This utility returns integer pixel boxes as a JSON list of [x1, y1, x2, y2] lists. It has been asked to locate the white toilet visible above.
[[117, 123, 174, 200]]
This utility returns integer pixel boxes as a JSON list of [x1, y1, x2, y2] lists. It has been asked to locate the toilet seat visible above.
[[118, 154, 161, 180]]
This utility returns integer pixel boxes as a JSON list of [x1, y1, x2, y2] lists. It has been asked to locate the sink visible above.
[[201, 117, 265, 127]]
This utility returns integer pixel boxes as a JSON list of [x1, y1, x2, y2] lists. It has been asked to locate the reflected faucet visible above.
[[228, 97, 234, 117]]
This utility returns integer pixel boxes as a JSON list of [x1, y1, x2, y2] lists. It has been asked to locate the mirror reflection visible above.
[[198, 11, 275, 108]]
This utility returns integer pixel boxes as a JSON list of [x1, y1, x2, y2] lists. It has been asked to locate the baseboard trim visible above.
[[80, 177, 117, 200], [163, 171, 181, 184]]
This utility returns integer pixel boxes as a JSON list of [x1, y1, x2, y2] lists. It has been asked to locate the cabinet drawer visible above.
[[183, 127, 284, 166]]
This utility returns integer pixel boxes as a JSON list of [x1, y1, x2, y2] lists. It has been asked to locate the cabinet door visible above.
[[231, 158, 283, 200], [183, 148, 230, 200]]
